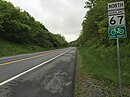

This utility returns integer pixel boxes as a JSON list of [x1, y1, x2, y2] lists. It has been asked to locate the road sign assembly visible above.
[[108, 1, 127, 97], [108, 1, 126, 39]]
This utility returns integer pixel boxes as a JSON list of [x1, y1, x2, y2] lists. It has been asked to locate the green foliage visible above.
[[79, 44, 130, 87], [0, 0, 67, 48], [75, 0, 130, 47], [0, 39, 49, 57], [84, 0, 96, 9], [3, 20, 31, 43], [74, 1, 130, 94]]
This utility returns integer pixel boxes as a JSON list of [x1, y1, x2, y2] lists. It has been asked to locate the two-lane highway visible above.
[[0, 47, 77, 97]]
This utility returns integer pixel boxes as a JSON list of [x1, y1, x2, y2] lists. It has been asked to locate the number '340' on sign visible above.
[[109, 14, 125, 26]]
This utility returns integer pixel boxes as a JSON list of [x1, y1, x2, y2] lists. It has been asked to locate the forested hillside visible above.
[[74, 0, 130, 96], [0, 0, 67, 48], [74, 0, 130, 46]]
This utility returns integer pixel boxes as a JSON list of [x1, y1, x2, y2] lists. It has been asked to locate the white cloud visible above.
[[6, 0, 86, 42], [64, 34, 79, 42]]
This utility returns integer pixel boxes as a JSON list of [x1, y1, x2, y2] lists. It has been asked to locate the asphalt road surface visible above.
[[0, 47, 77, 97]]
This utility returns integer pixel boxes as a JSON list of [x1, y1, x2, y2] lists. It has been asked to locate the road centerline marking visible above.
[[0, 50, 70, 86], [0, 51, 54, 67]]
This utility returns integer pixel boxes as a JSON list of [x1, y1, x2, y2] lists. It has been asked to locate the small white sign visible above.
[[108, 1, 124, 10], [108, 9, 125, 16], [109, 14, 125, 26]]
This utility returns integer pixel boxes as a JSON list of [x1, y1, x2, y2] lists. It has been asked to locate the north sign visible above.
[[108, 1, 124, 10]]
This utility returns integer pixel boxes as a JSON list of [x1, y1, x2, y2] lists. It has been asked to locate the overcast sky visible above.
[[7, 0, 87, 42]]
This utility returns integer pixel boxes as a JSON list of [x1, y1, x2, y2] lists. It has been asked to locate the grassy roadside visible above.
[[0, 39, 52, 58], [75, 44, 130, 97], [74, 50, 88, 97]]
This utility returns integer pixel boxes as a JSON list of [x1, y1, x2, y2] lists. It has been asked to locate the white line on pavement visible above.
[[0, 50, 71, 86]]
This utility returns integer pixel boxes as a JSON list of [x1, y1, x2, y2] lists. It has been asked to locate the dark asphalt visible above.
[[0, 47, 77, 97]]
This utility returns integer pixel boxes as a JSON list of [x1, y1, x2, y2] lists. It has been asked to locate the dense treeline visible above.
[[73, 0, 130, 47], [73, 0, 130, 96], [0, 0, 67, 48]]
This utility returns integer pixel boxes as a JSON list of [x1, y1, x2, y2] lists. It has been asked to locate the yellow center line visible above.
[[0, 51, 54, 67]]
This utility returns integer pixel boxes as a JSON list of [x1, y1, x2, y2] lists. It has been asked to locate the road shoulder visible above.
[[74, 51, 121, 97]]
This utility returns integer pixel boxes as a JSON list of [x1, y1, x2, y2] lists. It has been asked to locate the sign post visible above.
[[108, 1, 126, 97], [117, 38, 122, 97]]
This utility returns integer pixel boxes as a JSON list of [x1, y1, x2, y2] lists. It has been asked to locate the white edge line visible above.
[[0, 50, 70, 86]]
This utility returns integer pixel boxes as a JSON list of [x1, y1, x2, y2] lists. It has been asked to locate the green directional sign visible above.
[[108, 25, 127, 39]]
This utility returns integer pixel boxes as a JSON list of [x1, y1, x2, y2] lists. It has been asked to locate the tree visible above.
[[84, 0, 96, 9], [75, 0, 130, 47], [0, 0, 68, 48]]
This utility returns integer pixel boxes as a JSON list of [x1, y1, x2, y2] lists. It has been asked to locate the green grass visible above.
[[74, 51, 89, 97], [0, 39, 51, 58], [78, 44, 130, 87]]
